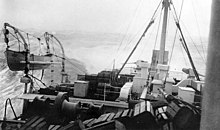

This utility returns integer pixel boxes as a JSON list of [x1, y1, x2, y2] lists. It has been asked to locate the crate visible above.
[[74, 80, 89, 97], [178, 87, 195, 103]]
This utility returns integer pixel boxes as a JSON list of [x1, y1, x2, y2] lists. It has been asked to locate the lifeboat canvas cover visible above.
[[5, 49, 52, 71]]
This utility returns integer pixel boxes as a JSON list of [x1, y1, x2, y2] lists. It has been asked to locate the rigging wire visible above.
[[179, 37, 189, 66], [170, 0, 204, 64], [15, 32, 21, 51], [17, 28, 42, 40], [166, 4, 171, 47], [15, 28, 46, 51], [115, 0, 163, 77], [169, 0, 201, 81], [138, 20, 157, 59], [115, 0, 143, 58], [114, 24, 144, 66], [124, 0, 163, 51], [168, 0, 184, 66], [117, 0, 163, 64], [4, 25, 81, 85], [138, 7, 164, 60], [7, 28, 45, 53], [175, 22, 201, 80], [5, 25, 70, 81], [152, 0, 164, 21], [180, 22, 206, 63], [191, 0, 206, 60], [170, 0, 180, 23], [116, 20, 155, 78], [8, 32, 23, 47], [53, 54, 86, 74], [42, 33, 86, 81], [110, 4, 143, 70], [64, 59, 87, 74], [153, 8, 163, 50], [119, 0, 163, 53], [170, 2, 205, 64], [114, 2, 147, 65]]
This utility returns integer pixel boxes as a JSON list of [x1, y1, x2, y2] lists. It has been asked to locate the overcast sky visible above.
[[0, 0, 211, 35], [0, 0, 212, 74]]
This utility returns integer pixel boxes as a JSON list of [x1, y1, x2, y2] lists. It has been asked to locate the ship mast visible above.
[[159, 0, 170, 64]]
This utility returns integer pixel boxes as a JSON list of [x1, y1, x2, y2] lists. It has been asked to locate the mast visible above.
[[158, 0, 170, 64], [200, 0, 220, 129]]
